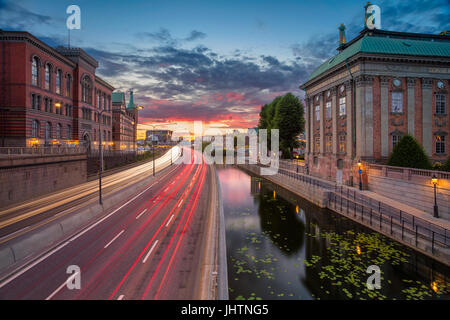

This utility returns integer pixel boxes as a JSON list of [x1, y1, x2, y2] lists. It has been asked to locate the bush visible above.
[[387, 134, 432, 169], [442, 156, 450, 172]]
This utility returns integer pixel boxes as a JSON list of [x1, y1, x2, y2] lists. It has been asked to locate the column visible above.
[[407, 78, 415, 135], [364, 76, 374, 158], [345, 80, 353, 158], [331, 87, 337, 154], [319, 92, 324, 154], [380, 76, 389, 157], [355, 76, 364, 158], [422, 78, 433, 156]]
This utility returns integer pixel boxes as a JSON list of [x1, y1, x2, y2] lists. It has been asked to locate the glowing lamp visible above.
[[356, 245, 361, 255], [432, 174, 438, 186]]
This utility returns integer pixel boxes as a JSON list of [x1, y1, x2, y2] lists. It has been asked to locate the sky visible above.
[[0, 0, 449, 135]]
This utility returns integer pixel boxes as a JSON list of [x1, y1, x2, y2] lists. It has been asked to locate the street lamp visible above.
[[432, 174, 439, 218], [97, 109, 109, 205], [357, 159, 363, 191]]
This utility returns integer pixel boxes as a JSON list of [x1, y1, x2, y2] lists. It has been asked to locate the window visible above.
[[67, 125, 72, 139], [103, 95, 107, 111], [45, 122, 52, 143], [436, 94, 446, 115], [44, 98, 49, 112], [392, 92, 403, 113], [339, 97, 346, 116], [66, 75, 72, 97], [31, 94, 36, 109], [315, 105, 320, 121], [81, 76, 93, 104], [326, 102, 332, 120], [325, 135, 332, 153], [56, 123, 62, 139], [32, 120, 40, 138], [108, 131, 111, 142], [44, 64, 51, 91], [436, 135, 446, 154], [32, 57, 39, 86], [97, 92, 101, 109], [314, 136, 320, 152], [339, 134, 346, 153], [392, 135, 402, 149], [56, 69, 62, 95]]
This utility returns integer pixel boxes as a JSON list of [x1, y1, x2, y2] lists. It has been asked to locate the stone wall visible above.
[[0, 153, 87, 208]]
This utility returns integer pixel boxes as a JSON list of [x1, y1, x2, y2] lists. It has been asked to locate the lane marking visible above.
[[135, 209, 147, 220], [45, 271, 79, 300], [165, 215, 174, 227], [164, 187, 169, 192], [177, 199, 184, 208], [0, 178, 159, 289], [142, 240, 159, 264], [104, 230, 125, 249], [117, 295, 124, 300]]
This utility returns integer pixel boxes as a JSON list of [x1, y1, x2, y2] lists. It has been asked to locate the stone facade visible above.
[[302, 29, 450, 186]]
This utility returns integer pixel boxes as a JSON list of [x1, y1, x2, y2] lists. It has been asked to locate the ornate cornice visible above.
[[422, 78, 433, 89], [356, 75, 374, 87]]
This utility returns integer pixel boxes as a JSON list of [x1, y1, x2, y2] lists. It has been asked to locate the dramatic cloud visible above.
[[0, 0, 53, 30]]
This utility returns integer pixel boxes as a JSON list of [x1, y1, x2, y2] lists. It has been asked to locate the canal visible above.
[[217, 166, 450, 300]]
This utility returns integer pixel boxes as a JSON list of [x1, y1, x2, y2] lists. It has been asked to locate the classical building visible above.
[[301, 26, 450, 186], [0, 30, 114, 150], [112, 91, 138, 151]]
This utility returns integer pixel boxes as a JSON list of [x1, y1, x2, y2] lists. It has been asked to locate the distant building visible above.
[[112, 91, 138, 151], [301, 16, 449, 185], [0, 30, 114, 150], [145, 130, 173, 145]]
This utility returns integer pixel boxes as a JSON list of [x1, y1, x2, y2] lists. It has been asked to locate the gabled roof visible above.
[[302, 29, 450, 88]]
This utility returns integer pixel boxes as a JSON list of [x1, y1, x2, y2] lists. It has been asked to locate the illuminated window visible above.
[[325, 135, 332, 153], [435, 135, 446, 154], [339, 97, 346, 116], [339, 134, 346, 153]]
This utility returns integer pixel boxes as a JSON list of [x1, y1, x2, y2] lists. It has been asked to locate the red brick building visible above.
[[301, 27, 450, 186], [112, 91, 138, 151], [0, 30, 114, 150]]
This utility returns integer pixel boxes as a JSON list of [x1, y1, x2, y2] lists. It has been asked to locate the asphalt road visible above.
[[0, 148, 212, 300]]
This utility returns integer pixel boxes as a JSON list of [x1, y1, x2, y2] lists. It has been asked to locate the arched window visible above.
[[32, 120, 40, 138], [32, 57, 39, 86], [56, 123, 62, 139], [67, 125, 72, 139], [45, 122, 52, 143], [66, 74, 72, 97], [56, 69, 62, 95], [81, 76, 93, 104], [44, 63, 52, 91]]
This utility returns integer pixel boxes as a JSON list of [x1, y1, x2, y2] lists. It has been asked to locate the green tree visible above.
[[442, 156, 450, 172], [387, 134, 432, 169]]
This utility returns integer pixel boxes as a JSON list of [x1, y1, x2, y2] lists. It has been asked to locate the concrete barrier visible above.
[[0, 153, 179, 277]]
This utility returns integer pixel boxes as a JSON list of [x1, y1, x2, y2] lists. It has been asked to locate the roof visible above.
[[112, 92, 125, 104], [303, 29, 450, 86]]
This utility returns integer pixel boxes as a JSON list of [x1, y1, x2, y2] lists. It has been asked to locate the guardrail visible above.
[[251, 162, 450, 261], [0, 147, 87, 156]]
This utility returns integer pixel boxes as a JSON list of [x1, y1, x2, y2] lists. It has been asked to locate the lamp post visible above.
[[432, 174, 439, 218], [357, 159, 363, 191], [98, 109, 108, 205]]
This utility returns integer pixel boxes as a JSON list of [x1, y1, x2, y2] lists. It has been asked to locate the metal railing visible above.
[[368, 163, 450, 180], [249, 162, 450, 258], [0, 146, 87, 156]]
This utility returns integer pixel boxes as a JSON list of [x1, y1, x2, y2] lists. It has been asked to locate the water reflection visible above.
[[219, 166, 450, 300]]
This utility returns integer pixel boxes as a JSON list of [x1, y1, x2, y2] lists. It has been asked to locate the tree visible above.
[[442, 156, 450, 172], [257, 93, 305, 158], [387, 134, 432, 169]]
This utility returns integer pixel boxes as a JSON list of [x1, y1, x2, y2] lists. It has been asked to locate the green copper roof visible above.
[[305, 35, 450, 84], [112, 92, 125, 104]]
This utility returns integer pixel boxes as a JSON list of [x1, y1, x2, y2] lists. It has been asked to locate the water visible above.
[[218, 166, 450, 300]]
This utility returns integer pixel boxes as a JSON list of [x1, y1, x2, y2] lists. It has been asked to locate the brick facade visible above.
[[0, 30, 114, 150]]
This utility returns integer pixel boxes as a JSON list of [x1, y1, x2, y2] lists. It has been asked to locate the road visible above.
[[0, 147, 213, 299]]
